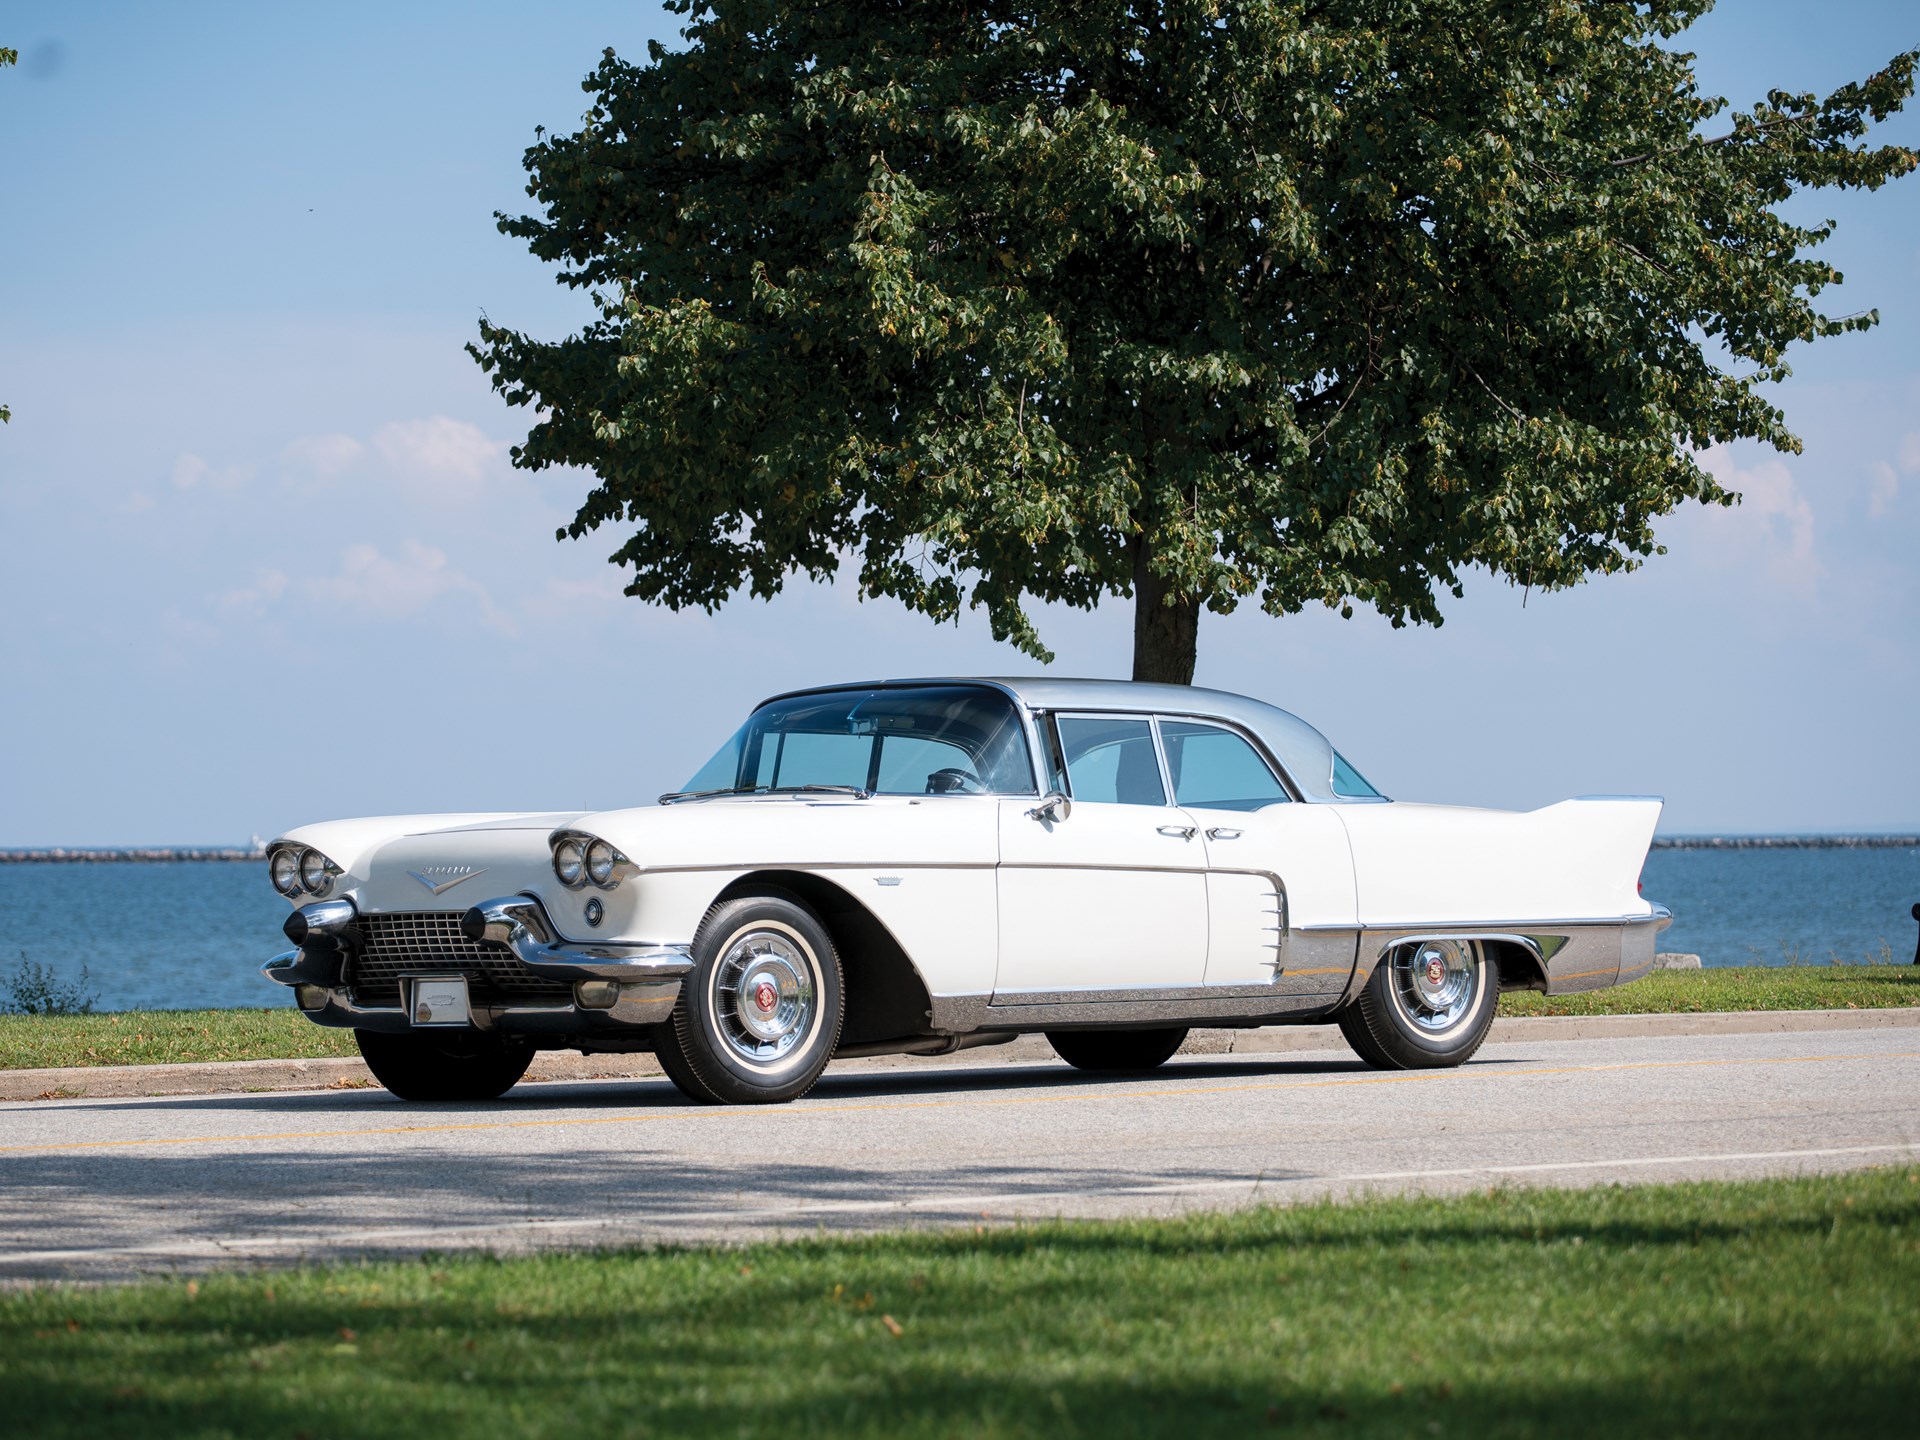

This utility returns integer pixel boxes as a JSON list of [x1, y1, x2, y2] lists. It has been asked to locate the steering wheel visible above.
[[925, 767, 987, 795]]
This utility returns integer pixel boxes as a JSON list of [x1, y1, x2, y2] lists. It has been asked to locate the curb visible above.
[[3, 1007, 1915, 1103]]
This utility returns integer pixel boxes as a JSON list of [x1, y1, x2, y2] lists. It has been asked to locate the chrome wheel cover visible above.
[[1387, 939, 1486, 1036], [706, 922, 822, 1074]]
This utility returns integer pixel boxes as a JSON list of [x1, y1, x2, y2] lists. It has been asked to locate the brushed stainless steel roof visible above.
[[757, 676, 1378, 803]]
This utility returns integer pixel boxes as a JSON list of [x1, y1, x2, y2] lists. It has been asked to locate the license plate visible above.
[[409, 974, 471, 1027]]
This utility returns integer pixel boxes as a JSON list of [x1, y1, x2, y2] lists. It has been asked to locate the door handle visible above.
[[1156, 825, 1198, 840], [1206, 827, 1244, 840]]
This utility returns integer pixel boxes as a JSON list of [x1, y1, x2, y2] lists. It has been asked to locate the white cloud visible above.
[[1690, 445, 1819, 589], [169, 452, 250, 490], [216, 568, 290, 615], [304, 540, 512, 632], [281, 432, 364, 477], [1869, 461, 1900, 519], [1865, 432, 1919, 519], [372, 416, 501, 489]]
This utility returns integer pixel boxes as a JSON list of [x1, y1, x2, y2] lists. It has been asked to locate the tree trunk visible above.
[[1131, 538, 1199, 684]]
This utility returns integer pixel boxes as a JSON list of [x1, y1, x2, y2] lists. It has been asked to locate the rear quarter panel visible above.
[[1335, 798, 1661, 926]]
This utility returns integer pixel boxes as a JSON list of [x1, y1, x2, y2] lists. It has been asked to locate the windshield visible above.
[[674, 686, 1037, 799]]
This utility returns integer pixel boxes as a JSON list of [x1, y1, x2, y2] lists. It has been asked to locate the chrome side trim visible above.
[[991, 981, 1303, 1006], [461, 894, 694, 983], [932, 990, 1338, 1031], [1348, 909, 1672, 998]]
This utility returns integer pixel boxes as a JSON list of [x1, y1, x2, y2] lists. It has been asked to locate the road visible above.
[[3, 1026, 1916, 1282]]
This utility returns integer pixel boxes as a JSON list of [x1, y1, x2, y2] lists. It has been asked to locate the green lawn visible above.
[[1499, 962, 1920, 1015], [3, 965, 1915, 1071], [3, 1171, 1915, 1438], [0, 1007, 356, 1070]]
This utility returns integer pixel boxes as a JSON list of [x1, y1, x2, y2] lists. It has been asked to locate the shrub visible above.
[[3, 952, 100, 1016]]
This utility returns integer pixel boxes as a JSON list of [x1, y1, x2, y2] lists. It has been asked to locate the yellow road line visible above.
[[3, 1049, 1911, 1157]]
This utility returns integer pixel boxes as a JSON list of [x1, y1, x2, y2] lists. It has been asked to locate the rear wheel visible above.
[[1046, 1027, 1188, 1073], [654, 892, 844, 1105], [355, 1028, 533, 1101], [1337, 938, 1496, 1070]]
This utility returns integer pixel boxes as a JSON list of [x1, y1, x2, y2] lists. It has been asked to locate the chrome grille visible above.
[[349, 910, 573, 1007]]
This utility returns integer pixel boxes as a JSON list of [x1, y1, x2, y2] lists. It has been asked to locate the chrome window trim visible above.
[[755, 678, 1390, 804], [1047, 710, 1173, 808]]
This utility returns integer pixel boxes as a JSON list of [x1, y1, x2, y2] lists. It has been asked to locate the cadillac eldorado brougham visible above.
[[263, 678, 1668, 1104]]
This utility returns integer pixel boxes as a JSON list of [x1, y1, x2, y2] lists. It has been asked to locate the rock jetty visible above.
[[1650, 835, 1918, 850], [0, 848, 263, 863]]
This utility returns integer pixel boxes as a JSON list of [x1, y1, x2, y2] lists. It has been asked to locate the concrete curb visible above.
[[3, 1007, 1915, 1103]]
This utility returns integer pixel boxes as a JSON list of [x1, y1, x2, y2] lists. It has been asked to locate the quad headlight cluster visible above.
[[270, 844, 342, 899], [552, 831, 630, 890]]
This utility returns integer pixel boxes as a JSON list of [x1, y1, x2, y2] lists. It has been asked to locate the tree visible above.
[[474, 1, 1915, 683]]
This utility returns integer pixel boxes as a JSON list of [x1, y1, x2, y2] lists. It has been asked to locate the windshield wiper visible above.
[[781, 784, 872, 799], [657, 785, 769, 804]]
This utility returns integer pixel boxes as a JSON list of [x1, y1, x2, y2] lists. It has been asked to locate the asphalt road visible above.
[[4, 1026, 1916, 1283]]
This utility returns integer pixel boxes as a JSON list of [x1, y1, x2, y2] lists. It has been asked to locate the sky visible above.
[[1, 1, 1916, 845]]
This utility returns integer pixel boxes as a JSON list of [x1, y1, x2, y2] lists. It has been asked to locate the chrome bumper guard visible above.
[[261, 894, 693, 1034]]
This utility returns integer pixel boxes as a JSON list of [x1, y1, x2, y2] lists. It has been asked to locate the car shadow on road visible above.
[[9, 1050, 1526, 1119]]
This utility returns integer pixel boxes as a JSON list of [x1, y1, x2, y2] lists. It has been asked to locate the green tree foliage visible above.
[[474, 2, 1915, 682]]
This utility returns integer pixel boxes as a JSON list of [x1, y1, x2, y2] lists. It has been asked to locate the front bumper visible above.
[[261, 893, 693, 1035]]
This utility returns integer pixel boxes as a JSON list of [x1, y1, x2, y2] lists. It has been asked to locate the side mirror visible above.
[[1027, 792, 1072, 824]]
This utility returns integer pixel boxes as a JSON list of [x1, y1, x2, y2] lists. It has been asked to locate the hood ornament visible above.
[[408, 865, 486, 896]]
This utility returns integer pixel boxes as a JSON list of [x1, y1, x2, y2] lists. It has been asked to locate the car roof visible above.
[[755, 676, 1370, 803]]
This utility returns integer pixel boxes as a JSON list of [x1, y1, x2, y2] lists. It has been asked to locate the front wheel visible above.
[[355, 1028, 533, 1101], [655, 892, 844, 1105], [1046, 1027, 1188, 1073], [1337, 938, 1496, 1070]]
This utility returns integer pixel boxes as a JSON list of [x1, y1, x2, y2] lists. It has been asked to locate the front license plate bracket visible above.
[[408, 974, 471, 1027]]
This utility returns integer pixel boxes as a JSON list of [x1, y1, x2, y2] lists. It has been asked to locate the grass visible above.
[[3, 1171, 1917, 1438], [0, 1007, 356, 1070], [1498, 963, 1920, 1016], [3, 965, 1916, 1071]]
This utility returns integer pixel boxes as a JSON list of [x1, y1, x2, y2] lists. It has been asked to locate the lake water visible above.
[[0, 846, 1916, 1013]]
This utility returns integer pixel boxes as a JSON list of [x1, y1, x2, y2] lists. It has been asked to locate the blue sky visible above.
[[1, 1, 1916, 845]]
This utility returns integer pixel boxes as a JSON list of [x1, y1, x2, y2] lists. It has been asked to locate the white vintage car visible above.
[[263, 678, 1669, 1104]]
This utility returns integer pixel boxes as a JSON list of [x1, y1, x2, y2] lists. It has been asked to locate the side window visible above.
[[1160, 721, 1290, 811], [1056, 716, 1167, 807]]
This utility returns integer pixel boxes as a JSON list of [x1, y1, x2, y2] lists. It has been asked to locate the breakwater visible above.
[[1651, 836, 1919, 850], [0, 849, 262, 863]]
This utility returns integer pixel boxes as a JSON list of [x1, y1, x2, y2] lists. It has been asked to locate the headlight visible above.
[[586, 839, 620, 887], [299, 848, 337, 896], [553, 836, 586, 888], [270, 848, 302, 897]]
